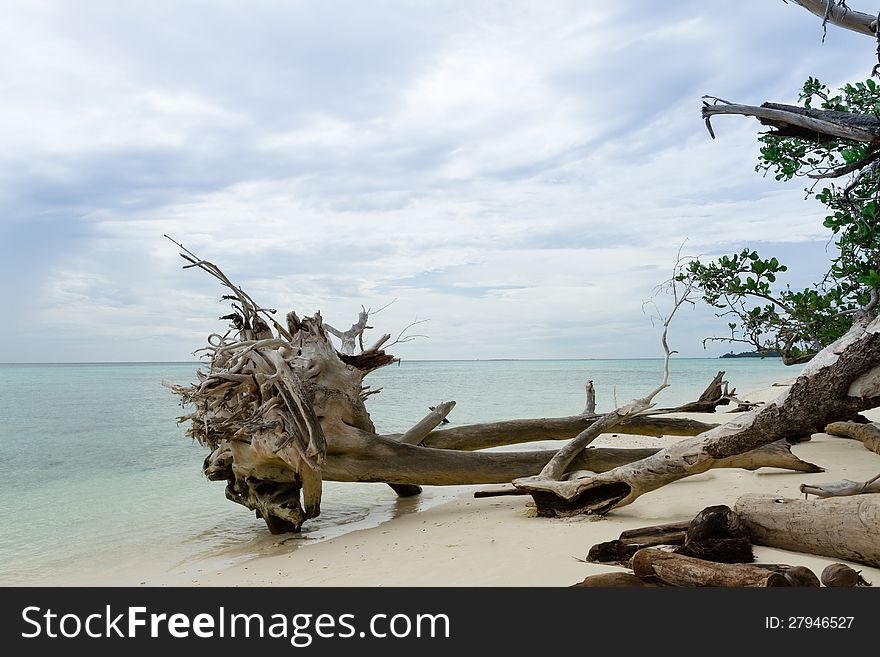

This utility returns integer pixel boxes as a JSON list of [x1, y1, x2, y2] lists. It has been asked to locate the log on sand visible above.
[[631, 548, 790, 587], [735, 493, 880, 568], [825, 421, 880, 455]]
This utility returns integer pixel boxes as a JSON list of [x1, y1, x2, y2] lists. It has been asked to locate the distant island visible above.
[[720, 350, 781, 359]]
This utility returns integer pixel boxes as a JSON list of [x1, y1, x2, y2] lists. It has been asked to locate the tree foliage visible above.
[[683, 77, 880, 364]]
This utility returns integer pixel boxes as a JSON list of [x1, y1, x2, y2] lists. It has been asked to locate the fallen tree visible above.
[[513, 2, 880, 514], [166, 2, 880, 534], [164, 239, 819, 533], [825, 420, 880, 455], [513, 314, 880, 516], [631, 548, 793, 587]]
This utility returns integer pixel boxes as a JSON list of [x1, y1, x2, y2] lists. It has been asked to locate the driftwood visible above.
[[650, 371, 735, 414], [582, 380, 596, 415], [789, 0, 877, 37], [588, 505, 753, 566], [735, 493, 880, 568], [821, 563, 871, 587], [398, 401, 455, 445], [165, 240, 826, 532], [587, 523, 688, 565], [799, 474, 880, 498], [631, 548, 790, 587], [416, 414, 717, 451], [513, 315, 880, 517], [825, 420, 880, 455]]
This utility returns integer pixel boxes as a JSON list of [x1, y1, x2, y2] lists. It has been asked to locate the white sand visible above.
[[126, 381, 880, 588]]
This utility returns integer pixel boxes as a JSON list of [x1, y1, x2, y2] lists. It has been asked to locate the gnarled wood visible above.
[[735, 493, 880, 568], [165, 244, 830, 533], [512, 317, 880, 517], [631, 548, 789, 587], [800, 474, 880, 498], [415, 414, 717, 451], [397, 401, 456, 445], [650, 371, 734, 414], [582, 380, 596, 415], [790, 0, 877, 37], [825, 420, 880, 455], [703, 101, 880, 143]]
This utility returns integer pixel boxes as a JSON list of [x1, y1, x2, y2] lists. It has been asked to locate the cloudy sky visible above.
[[0, 0, 873, 362]]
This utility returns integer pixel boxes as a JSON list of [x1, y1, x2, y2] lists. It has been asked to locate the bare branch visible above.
[[702, 100, 880, 143], [787, 0, 877, 37]]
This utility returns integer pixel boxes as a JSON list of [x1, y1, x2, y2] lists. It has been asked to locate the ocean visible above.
[[0, 358, 800, 585]]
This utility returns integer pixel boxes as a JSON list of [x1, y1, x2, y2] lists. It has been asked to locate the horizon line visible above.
[[0, 356, 775, 365]]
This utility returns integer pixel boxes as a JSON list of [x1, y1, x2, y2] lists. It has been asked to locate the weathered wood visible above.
[[397, 401, 456, 445], [825, 420, 880, 455], [571, 572, 663, 588], [790, 0, 877, 37], [651, 371, 734, 414], [512, 317, 880, 517], [582, 380, 596, 415], [800, 475, 880, 498], [703, 101, 880, 143], [631, 548, 790, 587], [619, 521, 691, 541], [166, 246, 858, 534], [325, 307, 370, 355], [587, 540, 650, 565], [588, 533, 687, 566], [416, 414, 718, 451], [735, 493, 880, 568]]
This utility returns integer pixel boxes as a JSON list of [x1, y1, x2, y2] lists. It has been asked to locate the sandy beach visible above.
[[115, 381, 880, 588]]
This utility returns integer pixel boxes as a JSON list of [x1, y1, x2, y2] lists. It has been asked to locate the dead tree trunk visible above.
[[513, 316, 880, 516], [703, 100, 880, 144], [325, 307, 379, 355], [166, 243, 825, 533], [582, 380, 596, 415], [825, 420, 880, 455], [735, 493, 880, 568], [631, 548, 790, 587], [649, 371, 735, 414], [800, 475, 880, 498]]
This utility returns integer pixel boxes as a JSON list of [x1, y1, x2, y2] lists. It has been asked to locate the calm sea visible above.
[[0, 358, 798, 585]]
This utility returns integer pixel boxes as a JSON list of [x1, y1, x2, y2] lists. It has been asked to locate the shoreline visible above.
[[91, 381, 880, 588]]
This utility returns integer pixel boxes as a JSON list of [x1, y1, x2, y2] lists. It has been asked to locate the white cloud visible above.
[[0, 0, 871, 361]]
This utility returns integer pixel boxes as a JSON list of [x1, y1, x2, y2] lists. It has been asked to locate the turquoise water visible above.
[[0, 358, 798, 585]]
